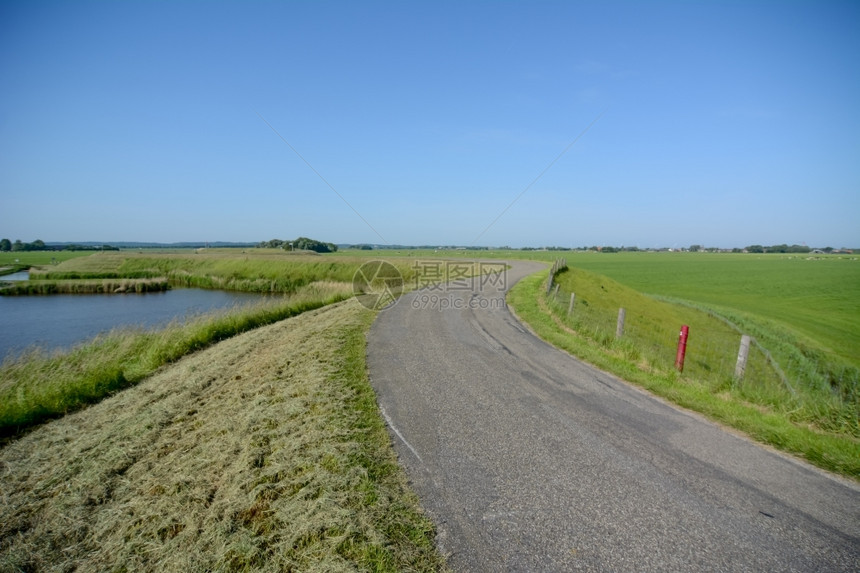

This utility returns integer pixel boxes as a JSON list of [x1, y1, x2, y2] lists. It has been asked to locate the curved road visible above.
[[367, 260, 859, 572]]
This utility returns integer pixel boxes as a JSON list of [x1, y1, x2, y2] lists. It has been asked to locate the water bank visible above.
[[0, 278, 170, 295], [0, 287, 267, 358]]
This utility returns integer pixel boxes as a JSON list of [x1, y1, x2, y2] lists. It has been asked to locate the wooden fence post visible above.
[[553, 284, 560, 298], [547, 258, 566, 296], [616, 308, 626, 338], [568, 293, 575, 316], [735, 334, 751, 379]]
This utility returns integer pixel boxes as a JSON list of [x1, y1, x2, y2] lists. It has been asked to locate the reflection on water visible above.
[[0, 288, 266, 359]]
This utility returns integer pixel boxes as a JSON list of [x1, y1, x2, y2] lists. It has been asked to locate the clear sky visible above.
[[1, 1, 858, 248]]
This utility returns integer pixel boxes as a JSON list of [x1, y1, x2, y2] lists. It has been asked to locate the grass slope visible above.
[[548, 266, 783, 390], [32, 251, 372, 293], [0, 301, 447, 572], [32, 250, 504, 296], [509, 269, 860, 479]]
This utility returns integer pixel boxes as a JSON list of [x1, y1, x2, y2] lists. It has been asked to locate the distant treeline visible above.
[[258, 236, 338, 253], [533, 245, 848, 253], [3, 237, 849, 255], [348, 245, 493, 250], [0, 239, 119, 252], [744, 244, 815, 253]]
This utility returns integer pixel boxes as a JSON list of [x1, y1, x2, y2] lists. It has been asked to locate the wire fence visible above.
[[546, 286, 772, 387], [542, 261, 859, 437]]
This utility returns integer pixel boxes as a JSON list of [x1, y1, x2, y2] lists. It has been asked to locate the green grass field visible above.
[[549, 263, 856, 433], [557, 251, 860, 367], [0, 250, 92, 274]]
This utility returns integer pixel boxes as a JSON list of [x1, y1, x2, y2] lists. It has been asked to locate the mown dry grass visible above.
[[0, 301, 446, 571]]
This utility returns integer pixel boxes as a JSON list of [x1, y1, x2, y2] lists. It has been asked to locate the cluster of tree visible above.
[[690, 245, 734, 253], [64, 244, 120, 251], [257, 239, 289, 249], [0, 239, 118, 252], [745, 244, 811, 254], [583, 246, 642, 252], [257, 237, 338, 253], [0, 239, 46, 252], [341, 244, 496, 250]]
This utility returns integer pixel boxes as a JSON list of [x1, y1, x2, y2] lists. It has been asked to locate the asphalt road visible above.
[[367, 260, 860, 572]]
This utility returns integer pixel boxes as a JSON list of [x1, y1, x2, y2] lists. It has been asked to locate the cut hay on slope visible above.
[[0, 301, 445, 572]]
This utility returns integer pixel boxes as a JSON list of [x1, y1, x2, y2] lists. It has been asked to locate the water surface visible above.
[[1, 270, 31, 281], [0, 288, 266, 359]]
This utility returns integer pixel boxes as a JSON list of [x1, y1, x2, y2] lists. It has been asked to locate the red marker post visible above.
[[675, 325, 689, 372]]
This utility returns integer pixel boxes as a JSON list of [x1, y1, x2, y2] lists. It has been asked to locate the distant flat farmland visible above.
[[562, 252, 860, 367], [0, 250, 92, 268]]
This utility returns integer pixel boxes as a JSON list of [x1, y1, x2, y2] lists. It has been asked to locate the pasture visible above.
[[0, 250, 92, 273], [559, 251, 860, 367]]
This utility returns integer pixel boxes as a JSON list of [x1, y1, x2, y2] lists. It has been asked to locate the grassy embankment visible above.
[[1, 250, 464, 570], [508, 257, 859, 478], [31, 249, 425, 291], [5, 249, 407, 294], [0, 301, 447, 571]]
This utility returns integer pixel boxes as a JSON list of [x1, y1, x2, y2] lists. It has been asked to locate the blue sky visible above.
[[1, 1, 858, 248]]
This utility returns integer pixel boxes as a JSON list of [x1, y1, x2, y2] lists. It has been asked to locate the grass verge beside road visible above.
[[508, 270, 860, 479], [0, 300, 448, 571]]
